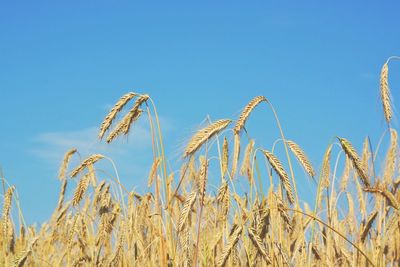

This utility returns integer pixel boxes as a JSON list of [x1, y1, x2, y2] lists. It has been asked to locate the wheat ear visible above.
[[287, 140, 315, 177], [221, 137, 229, 176], [121, 94, 149, 134], [199, 157, 209, 205], [360, 211, 378, 243], [234, 96, 267, 134], [184, 119, 231, 157], [2, 186, 15, 218], [147, 158, 161, 188], [240, 139, 255, 182], [70, 154, 104, 178], [106, 109, 143, 143], [98, 92, 136, 139], [380, 62, 392, 124], [262, 149, 295, 204], [217, 225, 242, 267], [105, 94, 148, 143], [231, 133, 240, 177], [320, 144, 332, 190], [72, 174, 90, 206], [248, 227, 272, 263], [364, 186, 399, 210], [58, 148, 77, 180], [384, 128, 398, 185], [178, 191, 197, 232], [338, 137, 370, 187]]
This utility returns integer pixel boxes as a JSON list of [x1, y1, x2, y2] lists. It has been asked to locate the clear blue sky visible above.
[[1, 1, 399, 224]]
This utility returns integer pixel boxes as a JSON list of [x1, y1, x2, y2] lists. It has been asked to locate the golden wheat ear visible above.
[[221, 137, 229, 176], [231, 133, 240, 177], [217, 225, 242, 267], [58, 148, 77, 180], [262, 149, 295, 205], [105, 94, 149, 143], [234, 96, 267, 134], [178, 191, 197, 232], [99, 92, 137, 139], [287, 140, 315, 178], [338, 137, 370, 188], [380, 62, 391, 124], [2, 186, 15, 218], [380, 56, 400, 125], [72, 174, 90, 206], [184, 119, 231, 157], [70, 154, 104, 178], [248, 227, 272, 264]]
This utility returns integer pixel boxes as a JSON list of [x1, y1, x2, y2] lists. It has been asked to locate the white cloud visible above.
[[31, 123, 150, 163], [29, 116, 176, 189]]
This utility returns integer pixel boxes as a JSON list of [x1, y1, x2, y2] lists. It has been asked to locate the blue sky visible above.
[[1, 1, 399, 224]]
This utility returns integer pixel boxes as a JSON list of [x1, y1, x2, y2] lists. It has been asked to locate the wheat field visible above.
[[1, 58, 400, 266]]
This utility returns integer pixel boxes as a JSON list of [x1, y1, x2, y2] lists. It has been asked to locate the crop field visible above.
[[1, 57, 400, 266]]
